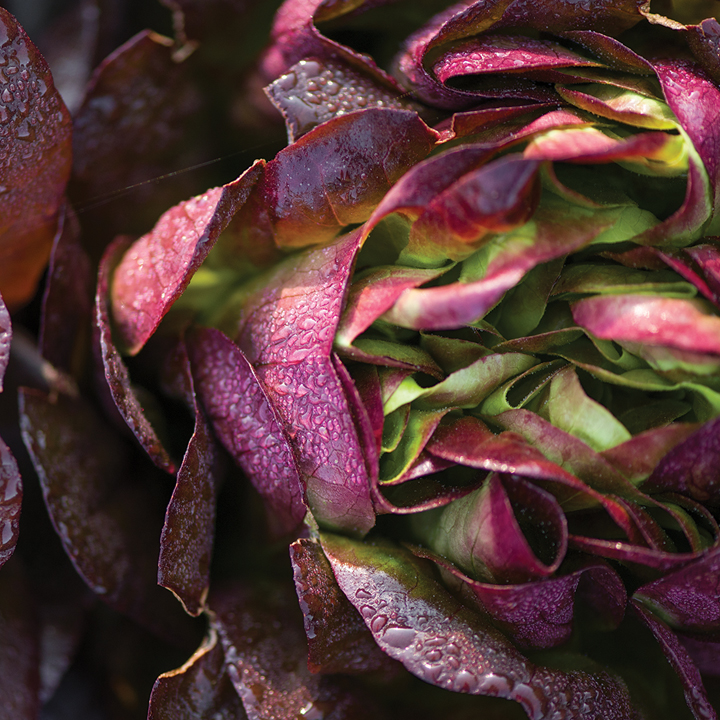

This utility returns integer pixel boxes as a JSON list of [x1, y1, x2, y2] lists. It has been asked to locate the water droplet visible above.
[[355, 588, 372, 599], [1, 520, 13, 545], [1, 88, 11, 103], [370, 614, 387, 633], [513, 683, 547, 719], [476, 673, 512, 697], [382, 627, 416, 649], [452, 670, 478, 693]]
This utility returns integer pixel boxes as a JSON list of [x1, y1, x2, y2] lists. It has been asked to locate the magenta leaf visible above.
[[0, 9, 72, 310], [321, 533, 640, 719], [0, 559, 40, 719], [38, 205, 92, 379], [233, 108, 438, 249], [631, 601, 717, 720], [148, 630, 247, 720], [427, 473, 568, 583], [111, 161, 264, 356], [571, 294, 720, 367], [158, 342, 223, 617], [641, 416, 720, 505], [290, 537, 398, 675], [230, 231, 375, 534], [634, 546, 720, 634], [654, 58, 720, 215], [18, 389, 194, 642], [0, 437, 21, 570], [96, 237, 175, 473], [411, 547, 625, 649], [266, 57, 413, 142], [188, 327, 306, 536], [0, 292, 10, 391], [210, 581, 383, 720]]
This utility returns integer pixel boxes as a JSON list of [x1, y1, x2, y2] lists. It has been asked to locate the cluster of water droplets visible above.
[[0, 26, 62, 177], [269, 57, 409, 141]]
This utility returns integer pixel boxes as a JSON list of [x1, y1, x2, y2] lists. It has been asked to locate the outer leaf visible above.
[[19, 389, 194, 642], [111, 161, 264, 356], [158, 342, 223, 616], [233, 108, 437, 249], [0, 9, 72, 310], [234, 231, 375, 535], [148, 629, 247, 720], [38, 205, 92, 379], [0, 559, 40, 720], [188, 327, 306, 536], [96, 237, 175, 473], [631, 601, 717, 720], [210, 582, 384, 720], [290, 537, 398, 674], [0, 437, 21, 569], [71, 29, 204, 248], [0, 291, 9, 391], [321, 533, 640, 719]]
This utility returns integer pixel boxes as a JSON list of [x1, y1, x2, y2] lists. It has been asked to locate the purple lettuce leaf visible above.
[[96, 237, 175, 473], [157, 341, 223, 617], [634, 546, 720, 634], [232, 108, 438, 249], [393, 0, 644, 109], [558, 30, 655, 75], [410, 546, 626, 650], [685, 18, 720, 86], [111, 161, 264, 356], [148, 629, 248, 720], [653, 58, 720, 217], [0, 8, 72, 311], [444, 104, 557, 142], [570, 294, 720, 371], [266, 57, 415, 142], [0, 558, 40, 719], [290, 537, 399, 675], [660, 241, 720, 310], [37, 205, 92, 379], [210, 581, 386, 720], [70, 29, 205, 249], [18, 388, 195, 643], [345, 364, 384, 455], [187, 326, 306, 537], [0, 436, 21, 570], [335, 266, 447, 348], [640, 416, 720, 505], [426, 472, 568, 583], [0, 292, 9, 391], [230, 230, 375, 534], [321, 532, 640, 719], [678, 632, 720, 678], [380, 199, 617, 330], [630, 600, 717, 720], [404, 156, 541, 265]]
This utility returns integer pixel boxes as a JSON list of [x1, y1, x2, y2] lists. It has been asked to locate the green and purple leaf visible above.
[[0, 437, 21, 570], [321, 533, 640, 719]]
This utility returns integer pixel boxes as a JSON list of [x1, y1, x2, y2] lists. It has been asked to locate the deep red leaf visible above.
[[148, 630, 248, 720], [18, 388, 195, 643], [158, 341, 223, 617], [0, 436, 21, 569], [0, 292, 9, 391], [290, 537, 399, 674], [111, 161, 264, 356], [0, 9, 72, 310], [96, 237, 175, 473]]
